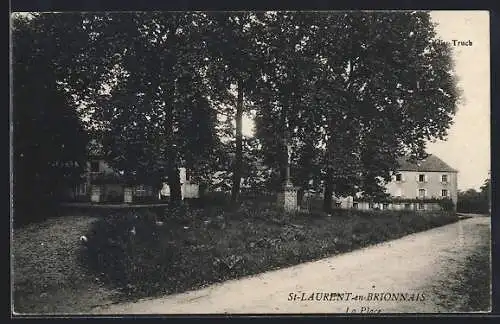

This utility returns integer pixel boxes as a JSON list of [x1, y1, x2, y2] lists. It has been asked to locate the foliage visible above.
[[252, 12, 324, 191], [82, 204, 458, 300], [251, 12, 459, 210], [86, 13, 221, 201], [12, 12, 460, 216], [457, 181, 490, 214], [371, 196, 454, 204], [91, 173, 124, 185], [12, 14, 90, 226], [437, 197, 455, 211], [203, 12, 268, 202]]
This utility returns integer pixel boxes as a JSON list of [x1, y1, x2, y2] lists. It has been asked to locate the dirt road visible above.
[[94, 216, 491, 314]]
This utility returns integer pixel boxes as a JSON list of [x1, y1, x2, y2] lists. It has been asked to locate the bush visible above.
[[199, 191, 231, 207], [82, 210, 173, 293], [105, 190, 123, 203], [457, 192, 489, 214], [438, 198, 455, 211], [13, 196, 62, 228], [132, 195, 158, 204], [80, 206, 459, 301]]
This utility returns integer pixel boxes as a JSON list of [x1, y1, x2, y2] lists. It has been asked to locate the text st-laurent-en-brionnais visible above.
[[288, 292, 426, 313]]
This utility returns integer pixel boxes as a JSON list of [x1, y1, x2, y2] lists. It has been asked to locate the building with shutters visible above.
[[336, 154, 458, 211], [385, 154, 458, 207]]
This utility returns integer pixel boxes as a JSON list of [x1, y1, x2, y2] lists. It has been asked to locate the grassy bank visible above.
[[460, 221, 491, 312], [81, 201, 459, 301], [12, 215, 119, 314]]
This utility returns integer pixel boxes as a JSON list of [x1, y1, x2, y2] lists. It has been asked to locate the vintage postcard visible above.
[[10, 10, 491, 316]]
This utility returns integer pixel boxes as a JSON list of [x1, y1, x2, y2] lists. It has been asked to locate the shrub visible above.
[[82, 210, 174, 293], [200, 191, 231, 207], [13, 198, 62, 228], [106, 190, 123, 203], [80, 206, 459, 301], [438, 198, 455, 211]]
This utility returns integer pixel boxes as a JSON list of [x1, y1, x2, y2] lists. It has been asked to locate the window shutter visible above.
[[425, 174, 428, 183]]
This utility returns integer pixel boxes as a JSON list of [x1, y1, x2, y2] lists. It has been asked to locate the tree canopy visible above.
[[12, 13, 91, 225], [12, 11, 460, 211]]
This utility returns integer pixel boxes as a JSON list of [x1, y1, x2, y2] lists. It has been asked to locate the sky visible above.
[[240, 11, 491, 191], [427, 11, 490, 190]]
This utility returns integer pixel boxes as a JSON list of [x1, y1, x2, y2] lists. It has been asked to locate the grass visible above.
[[81, 199, 459, 301], [459, 222, 491, 312], [12, 215, 120, 314]]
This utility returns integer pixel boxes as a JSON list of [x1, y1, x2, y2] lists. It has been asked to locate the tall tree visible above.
[[480, 174, 491, 213], [253, 12, 322, 191], [204, 12, 267, 202], [308, 11, 459, 210], [90, 12, 219, 203], [12, 14, 91, 225]]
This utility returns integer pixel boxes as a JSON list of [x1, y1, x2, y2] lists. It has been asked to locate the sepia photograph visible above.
[[10, 10, 491, 315]]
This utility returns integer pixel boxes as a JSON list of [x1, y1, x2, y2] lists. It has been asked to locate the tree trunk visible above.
[[163, 75, 182, 204], [231, 79, 243, 203], [323, 167, 334, 212], [165, 128, 182, 204], [281, 99, 289, 188], [323, 133, 334, 212], [168, 167, 182, 204]]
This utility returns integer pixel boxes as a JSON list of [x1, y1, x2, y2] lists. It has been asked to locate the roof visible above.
[[397, 154, 458, 173]]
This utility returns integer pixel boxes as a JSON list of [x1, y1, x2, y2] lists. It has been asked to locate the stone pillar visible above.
[[90, 185, 101, 203], [278, 141, 299, 212], [124, 187, 133, 203], [282, 183, 299, 212]]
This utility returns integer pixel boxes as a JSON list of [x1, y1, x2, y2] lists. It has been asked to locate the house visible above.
[[69, 155, 199, 203], [65, 139, 204, 202], [71, 156, 126, 202], [336, 154, 458, 211], [159, 167, 200, 200]]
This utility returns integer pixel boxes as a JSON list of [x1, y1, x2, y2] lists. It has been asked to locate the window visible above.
[[418, 203, 425, 210], [135, 185, 147, 197], [395, 173, 402, 182], [76, 183, 87, 195], [90, 161, 99, 172], [442, 189, 448, 197], [353, 203, 359, 209], [404, 203, 412, 210], [383, 203, 389, 210], [441, 174, 448, 183], [418, 174, 425, 182], [369, 202, 374, 209], [418, 188, 426, 198]]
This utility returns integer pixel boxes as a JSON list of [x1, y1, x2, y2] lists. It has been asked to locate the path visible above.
[[94, 216, 491, 314], [12, 215, 119, 314]]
